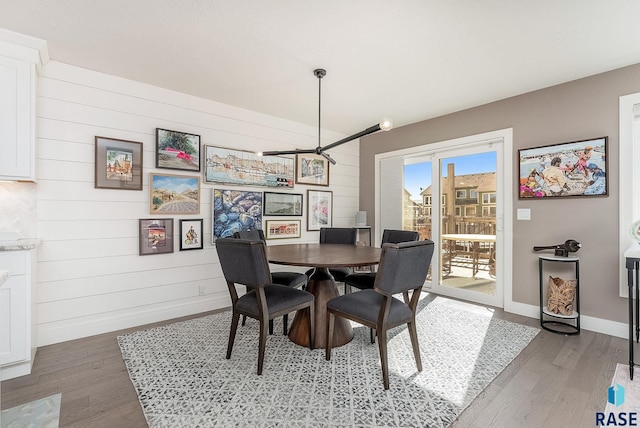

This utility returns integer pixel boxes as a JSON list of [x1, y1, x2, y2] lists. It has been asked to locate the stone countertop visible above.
[[0, 239, 41, 252]]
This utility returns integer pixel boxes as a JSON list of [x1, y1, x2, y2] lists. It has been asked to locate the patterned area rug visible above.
[[118, 296, 539, 427]]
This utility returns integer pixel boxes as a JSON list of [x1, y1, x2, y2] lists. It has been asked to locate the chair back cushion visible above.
[[232, 229, 266, 242], [216, 238, 271, 287], [381, 229, 420, 244], [319, 227, 357, 245], [374, 240, 434, 295]]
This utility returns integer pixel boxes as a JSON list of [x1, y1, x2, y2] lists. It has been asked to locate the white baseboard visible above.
[[505, 301, 628, 339], [37, 296, 230, 347]]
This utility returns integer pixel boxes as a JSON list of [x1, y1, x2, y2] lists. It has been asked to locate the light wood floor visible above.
[[1, 297, 627, 427]]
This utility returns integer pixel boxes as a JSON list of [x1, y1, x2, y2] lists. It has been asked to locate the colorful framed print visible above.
[[263, 192, 303, 216], [94, 136, 143, 190], [149, 173, 200, 215], [204, 145, 294, 188], [265, 219, 301, 240], [296, 153, 329, 186], [212, 188, 263, 241], [518, 136, 608, 199], [307, 189, 332, 231], [139, 218, 174, 255], [156, 128, 201, 172], [179, 219, 203, 251]]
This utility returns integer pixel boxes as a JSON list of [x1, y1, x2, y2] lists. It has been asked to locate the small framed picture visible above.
[[307, 190, 332, 231], [265, 220, 301, 240], [156, 128, 201, 172], [94, 136, 143, 190], [296, 153, 330, 186], [150, 173, 200, 215], [263, 192, 303, 216], [179, 219, 203, 251], [139, 218, 174, 256]]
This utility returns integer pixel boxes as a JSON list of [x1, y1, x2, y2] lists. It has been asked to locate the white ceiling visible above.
[[1, 0, 640, 134]]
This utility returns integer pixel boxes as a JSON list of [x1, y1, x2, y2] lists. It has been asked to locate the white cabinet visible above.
[[0, 55, 35, 181], [0, 250, 36, 380]]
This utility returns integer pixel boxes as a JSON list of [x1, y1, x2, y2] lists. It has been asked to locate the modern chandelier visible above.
[[258, 68, 393, 164]]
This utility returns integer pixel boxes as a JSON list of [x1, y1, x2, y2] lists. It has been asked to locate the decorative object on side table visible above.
[[179, 219, 203, 251], [156, 128, 201, 172], [139, 219, 174, 255], [533, 239, 581, 257], [630, 220, 640, 244], [94, 136, 143, 190]]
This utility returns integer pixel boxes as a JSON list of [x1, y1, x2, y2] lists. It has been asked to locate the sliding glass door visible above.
[[378, 131, 508, 308]]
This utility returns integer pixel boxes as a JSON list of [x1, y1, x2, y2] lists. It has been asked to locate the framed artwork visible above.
[[263, 192, 303, 216], [204, 145, 294, 188], [296, 153, 330, 186], [307, 190, 332, 231], [94, 136, 143, 190], [156, 128, 201, 172], [265, 220, 301, 240], [150, 173, 200, 214], [179, 219, 203, 251], [518, 136, 608, 199], [212, 188, 263, 241], [139, 218, 174, 255]]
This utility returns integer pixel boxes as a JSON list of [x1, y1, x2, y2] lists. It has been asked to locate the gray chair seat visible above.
[[238, 284, 314, 318], [326, 289, 412, 327]]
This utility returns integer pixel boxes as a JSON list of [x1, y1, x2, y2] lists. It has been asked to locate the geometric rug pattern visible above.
[[118, 296, 539, 427]]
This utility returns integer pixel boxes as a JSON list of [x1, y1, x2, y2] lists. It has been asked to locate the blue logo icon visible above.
[[608, 384, 625, 407]]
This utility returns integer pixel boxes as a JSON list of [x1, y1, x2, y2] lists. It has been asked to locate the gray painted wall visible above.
[[359, 63, 640, 324]]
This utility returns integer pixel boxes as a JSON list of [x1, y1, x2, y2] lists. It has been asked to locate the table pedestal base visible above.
[[288, 267, 353, 349]]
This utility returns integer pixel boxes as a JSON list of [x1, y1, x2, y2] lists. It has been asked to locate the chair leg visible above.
[[283, 314, 289, 335], [269, 319, 274, 335], [344, 283, 350, 294], [241, 315, 247, 326], [408, 321, 422, 372], [257, 319, 268, 375], [376, 328, 390, 390], [226, 312, 240, 360], [402, 291, 410, 305], [308, 305, 315, 350], [325, 311, 334, 359], [370, 328, 375, 344]]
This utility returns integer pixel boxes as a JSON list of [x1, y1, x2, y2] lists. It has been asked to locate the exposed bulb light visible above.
[[256, 152, 263, 156], [379, 118, 394, 131]]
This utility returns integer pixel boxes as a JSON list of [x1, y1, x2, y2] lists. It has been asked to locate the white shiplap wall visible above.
[[36, 61, 360, 346]]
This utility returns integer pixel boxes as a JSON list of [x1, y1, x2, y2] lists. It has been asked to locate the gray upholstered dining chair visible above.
[[216, 238, 315, 375], [343, 229, 419, 294], [233, 229, 308, 335], [325, 239, 434, 389], [305, 227, 357, 282]]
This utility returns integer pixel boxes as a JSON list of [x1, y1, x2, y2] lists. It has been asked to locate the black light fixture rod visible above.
[[320, 123, 382, 152], [314, 68, 325, 150], [261, 148, 316, 156]]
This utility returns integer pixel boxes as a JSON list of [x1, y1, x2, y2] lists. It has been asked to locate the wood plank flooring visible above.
[[1, 298, 627, 427]]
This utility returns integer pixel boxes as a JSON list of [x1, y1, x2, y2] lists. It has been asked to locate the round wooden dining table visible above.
[[266, 243, 382, 349]]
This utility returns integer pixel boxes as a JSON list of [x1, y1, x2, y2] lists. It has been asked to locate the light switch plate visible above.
[[517, 208, 531, 220]]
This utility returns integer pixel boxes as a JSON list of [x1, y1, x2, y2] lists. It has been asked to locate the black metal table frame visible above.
[[626, 256, 640, 379], [538, 256, 580, 335]]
